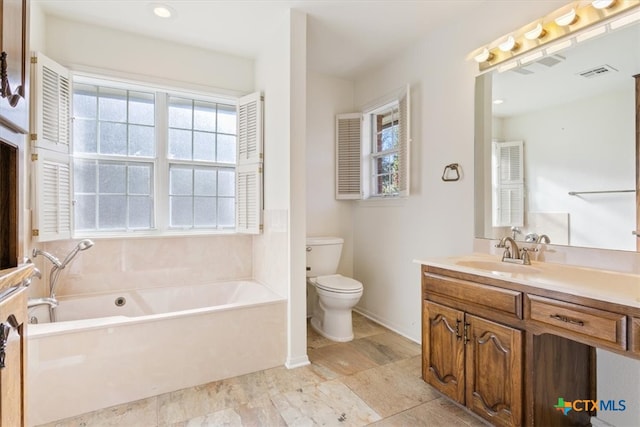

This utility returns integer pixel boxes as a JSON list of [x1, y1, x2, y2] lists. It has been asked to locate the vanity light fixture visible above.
[[470, 1, 640, 71], [592, 0, 616, 10], [524, 23, 546, 40], [498, 36, 517, 52], [555, 8, 578, 26], [474, 48, 493, 63]]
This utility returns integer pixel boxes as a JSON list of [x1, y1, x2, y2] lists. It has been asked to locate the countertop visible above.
[[415, 253, 640, 310]]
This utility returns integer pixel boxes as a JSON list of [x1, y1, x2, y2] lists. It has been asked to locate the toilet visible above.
[[306, 236, 363, 342]]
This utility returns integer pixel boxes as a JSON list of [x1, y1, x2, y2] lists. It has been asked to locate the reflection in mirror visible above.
[[475, 22, 640, 252]]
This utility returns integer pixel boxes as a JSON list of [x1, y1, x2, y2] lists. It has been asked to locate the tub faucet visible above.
[[28, 297, 59, 310]]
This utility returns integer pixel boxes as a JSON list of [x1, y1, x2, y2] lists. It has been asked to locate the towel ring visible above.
[[442, 163, 461, 182]]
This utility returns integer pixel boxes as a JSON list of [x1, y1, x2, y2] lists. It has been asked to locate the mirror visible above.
[[475, 21, 640, 252]]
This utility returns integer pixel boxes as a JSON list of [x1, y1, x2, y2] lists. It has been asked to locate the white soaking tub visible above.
[[27, 280, 286, 425]]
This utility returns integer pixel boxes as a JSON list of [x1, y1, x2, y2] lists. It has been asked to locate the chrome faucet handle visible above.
[[519, 248, 534, 265]]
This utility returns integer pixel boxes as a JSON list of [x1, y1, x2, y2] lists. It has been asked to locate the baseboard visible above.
[[285, 355, 310, 369], [353, 307, 420, 345]]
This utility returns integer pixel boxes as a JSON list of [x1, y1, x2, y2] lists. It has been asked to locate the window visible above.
[[167, 96, 237, 229], [370, 103, 400, 196], [73, 84, 156, 232], [30, 52, 263, 241], [335, 85, 410, 200]]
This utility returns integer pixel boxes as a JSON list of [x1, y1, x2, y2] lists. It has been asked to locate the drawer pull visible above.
[[550, 313, 585, 326]]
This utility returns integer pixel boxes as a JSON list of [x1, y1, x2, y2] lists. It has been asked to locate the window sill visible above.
[[72, 228, 241, 240], [356, 196, 408, 208]]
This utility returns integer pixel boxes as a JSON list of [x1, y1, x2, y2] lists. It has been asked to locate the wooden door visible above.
[[0, 287, 28, 426], [422, 300, 465, 404], [465, 314, 523, 427]]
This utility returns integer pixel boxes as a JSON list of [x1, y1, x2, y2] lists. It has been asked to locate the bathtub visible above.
[[27, 280, 286, 426]]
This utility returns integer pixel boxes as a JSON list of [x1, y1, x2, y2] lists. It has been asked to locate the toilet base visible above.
[[310, 309, 354, 342]]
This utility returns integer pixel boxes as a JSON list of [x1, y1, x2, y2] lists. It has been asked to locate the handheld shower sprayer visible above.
[[60, 239, 94, 268]]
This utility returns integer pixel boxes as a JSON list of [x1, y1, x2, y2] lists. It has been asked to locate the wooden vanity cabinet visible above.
[[423, 299, 523, 427], [0, 285, 28, 426]]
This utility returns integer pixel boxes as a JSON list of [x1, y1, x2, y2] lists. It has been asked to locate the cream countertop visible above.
[[415, 253, 640, 310]]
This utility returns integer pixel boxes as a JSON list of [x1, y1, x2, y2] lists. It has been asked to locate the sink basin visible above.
[[455, 260, 541, 275]]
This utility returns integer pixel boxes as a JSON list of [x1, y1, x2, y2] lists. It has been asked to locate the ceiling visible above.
[[33, 0, 487, 79]]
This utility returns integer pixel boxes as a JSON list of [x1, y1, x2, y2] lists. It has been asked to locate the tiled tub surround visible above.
[[29, 234, 254, 298], [28, 280, 286, 425]]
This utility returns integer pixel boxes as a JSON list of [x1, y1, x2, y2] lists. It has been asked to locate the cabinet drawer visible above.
[[424, 273, 522, 319], [526, 295, 626, 350]]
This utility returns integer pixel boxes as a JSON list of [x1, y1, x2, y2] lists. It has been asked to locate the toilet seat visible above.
[[315, 274, 363, 294]]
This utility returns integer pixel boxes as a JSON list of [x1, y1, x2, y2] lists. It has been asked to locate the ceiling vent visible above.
[[577, 64, 618, 78], [537, 54, 565, 67]]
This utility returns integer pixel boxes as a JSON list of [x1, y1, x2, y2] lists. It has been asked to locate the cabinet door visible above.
[[0, 287, 28, 426], [465, 314, 522, 427], [422, 300, 465, 404], [0, 0, 30, 133]]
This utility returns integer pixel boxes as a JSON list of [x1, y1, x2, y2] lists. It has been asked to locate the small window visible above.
[[335, 84, 410, 200]]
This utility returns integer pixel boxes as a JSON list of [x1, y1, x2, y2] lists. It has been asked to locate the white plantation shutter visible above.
[[236, 92, 263, 234], [32, 149, 72, 241], [335, 113, 362, 199], [30, 52, 72, 241], [32, 52, 71, 153], [492, 141, 524, 227], [398, 85, 410, 197], [237, 92, 263, 164]]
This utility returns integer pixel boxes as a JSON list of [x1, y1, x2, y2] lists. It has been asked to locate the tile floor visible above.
[[40, 313, 488, 426]]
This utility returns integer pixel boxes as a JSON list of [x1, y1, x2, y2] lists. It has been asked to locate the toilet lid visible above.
[[315, 274, 363, 293]]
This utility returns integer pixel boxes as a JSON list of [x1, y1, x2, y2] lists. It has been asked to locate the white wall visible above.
[[306, 72, 355, 277], [347, 1, 568, 342], [499, 88, 636, 251], [253, 9, 309, 368], [44, 15, 253, 95]]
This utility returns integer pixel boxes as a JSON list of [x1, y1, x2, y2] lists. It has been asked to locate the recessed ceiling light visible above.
[[493, 99, 504, 105], [151, 3, 174, 19]]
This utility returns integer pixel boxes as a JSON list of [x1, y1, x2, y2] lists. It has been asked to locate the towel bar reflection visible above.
[[568, 189, 635, 196], [442, 163, 461, 182]]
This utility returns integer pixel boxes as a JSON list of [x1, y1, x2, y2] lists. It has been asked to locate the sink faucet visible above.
[[496, 236, 531, 265]]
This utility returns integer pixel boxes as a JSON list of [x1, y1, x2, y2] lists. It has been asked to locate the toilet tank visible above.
[[306, 237, 343, 278]]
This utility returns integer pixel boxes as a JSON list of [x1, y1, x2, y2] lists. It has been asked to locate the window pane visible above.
[[99, 87, 127, 122], [168, 97, 192, 129], [194, 197, 216, 227], [74, 119, 98, 154], [168, 128, 192, 160], [193, 131, 215, 162], [98, 195, 127, 229], [169, 166, 193, 195], [193, 100, 216, 132], [73, 84, 97, 119], [75, 195, 96, 230], [218, 198, 234, 228], [98, 162, 126, 194], [74, 159, 97, 193], [128, 91, 154, 126], [170, 196, 193, 227], [194, 168, 216, 196], [218, 168, 235, 197], [129, 125, 155, 157], [376, 154, 398, 174], [129, 164, 152, 195], [217, 134, 236, 164], [217, 104, 236, 134], [379, 125, 398, 151], [129, 196, 153, 229], [99, 122, 127, 155]]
